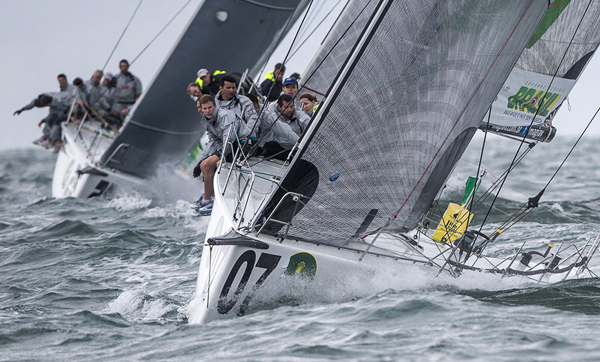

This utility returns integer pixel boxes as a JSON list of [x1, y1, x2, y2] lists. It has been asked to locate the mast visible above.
[[256, 0, 549, 245]]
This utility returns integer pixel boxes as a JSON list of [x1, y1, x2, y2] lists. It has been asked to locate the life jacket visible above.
[[312, 102, 319, 113], [265, 71, 275, 82], [196, 70, 226, 88]]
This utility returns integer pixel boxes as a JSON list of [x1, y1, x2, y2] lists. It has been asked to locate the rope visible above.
[[130, 0, 194, 65], [102, 0, 143, 71]]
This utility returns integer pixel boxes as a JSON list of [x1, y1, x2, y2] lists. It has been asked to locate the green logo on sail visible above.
[[285, 252, 317, 280], [507, 86, 561, 117]]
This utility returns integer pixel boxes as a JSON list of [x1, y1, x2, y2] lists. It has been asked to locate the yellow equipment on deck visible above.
[[432, 203, 473, 243]]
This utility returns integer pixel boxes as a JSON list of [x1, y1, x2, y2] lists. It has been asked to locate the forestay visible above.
[[259, 0, 548, 245], [101, 0, 308, 177], [488, 0, 600, 128]]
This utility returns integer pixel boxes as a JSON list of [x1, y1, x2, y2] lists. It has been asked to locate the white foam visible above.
[[108, 193, 152, 211], [104, 286, 178, 322], [104, 289, 142, 316]]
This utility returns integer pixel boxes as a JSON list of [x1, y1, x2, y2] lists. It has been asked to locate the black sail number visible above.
[[217, 251, 281, 315]]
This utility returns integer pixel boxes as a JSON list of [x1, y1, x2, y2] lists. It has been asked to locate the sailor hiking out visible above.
[[192, 94, 251, 216], [13, 73, 77, 150]]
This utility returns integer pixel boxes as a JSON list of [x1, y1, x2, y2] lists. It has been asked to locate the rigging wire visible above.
[[467, 108, 491, 219], [288, 0, 345, 61], [544, 106, 600, 189], [254, 1, 315, 96], [130, 0, 194, 65], [296, 0, 328, 40], [252, 0, 315, 119], [102, 0, 144, 71], [248, 0, 317, 154], [471, 144, 534, 211], [474, 0, 594, 240]]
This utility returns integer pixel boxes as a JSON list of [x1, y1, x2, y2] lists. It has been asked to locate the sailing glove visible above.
[[193, 163, 201, 178], [13, 109, 23, 116]]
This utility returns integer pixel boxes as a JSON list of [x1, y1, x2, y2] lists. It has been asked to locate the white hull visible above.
[[52, 122, 143, 198], [189, 158, 599, 324]]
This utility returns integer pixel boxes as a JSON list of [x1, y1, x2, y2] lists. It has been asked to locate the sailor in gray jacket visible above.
[[13, 74, 77, 147], [257, 94, 308, 159], [112, 59, 142, 113], [264, 94, 309, 137], [85, 70, 111, 118], [192, 94, 250, 216], [214, 75, 259, 140]]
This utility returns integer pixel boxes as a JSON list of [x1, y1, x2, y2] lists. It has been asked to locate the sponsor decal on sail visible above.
[[507, 86, 561, 117], [487, 68, 575, 127]]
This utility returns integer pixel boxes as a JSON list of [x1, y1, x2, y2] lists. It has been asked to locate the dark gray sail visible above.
[[260, 0, 548, 244], [101, 0, 307, 177]]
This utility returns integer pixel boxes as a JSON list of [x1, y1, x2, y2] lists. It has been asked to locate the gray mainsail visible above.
[[485, 0, 600, 131], [101, 0, 307, 177], [259, 0, 548, 244]]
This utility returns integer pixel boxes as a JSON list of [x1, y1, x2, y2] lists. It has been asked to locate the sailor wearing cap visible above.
[[196, 68, 225, 96], [282, 77, 304, 112]]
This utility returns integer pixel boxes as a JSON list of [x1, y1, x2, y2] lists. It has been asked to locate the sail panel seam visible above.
[[126, 120, 205, 136]]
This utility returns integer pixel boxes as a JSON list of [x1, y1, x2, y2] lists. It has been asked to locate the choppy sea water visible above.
[[2, 135, 600, 361]]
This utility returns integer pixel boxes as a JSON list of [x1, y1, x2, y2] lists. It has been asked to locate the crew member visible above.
[[112, 59, 142, 115], [187, 82, 202, 101], [258, 94, 304, 160], [299, 93, 319, 116], [260, 63, 285, 102], [191, 95, 250, 216], [13, 74, 76, 149], [196, 68, 225, 96], [215, 75, 259, 139]]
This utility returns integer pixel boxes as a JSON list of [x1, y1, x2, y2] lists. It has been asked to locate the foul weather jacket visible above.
[[114, 72, 142, 106], [200, 108, 251, 161], [215, 92, 259, 139], [258, 105, 304, 149]]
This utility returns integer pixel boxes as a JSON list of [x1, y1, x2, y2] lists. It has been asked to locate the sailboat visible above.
[[51, 0, 309, 198], [188, 0, 600, 324]]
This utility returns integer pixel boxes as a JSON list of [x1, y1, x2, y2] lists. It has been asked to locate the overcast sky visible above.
[[0, 0, 344, 150], [1, 1, 599, 151]]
